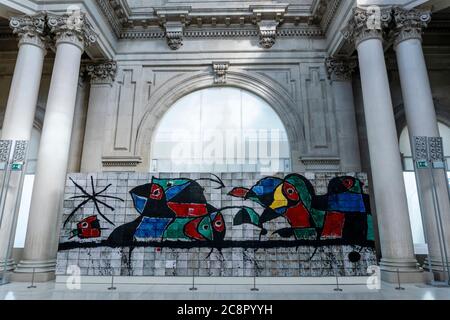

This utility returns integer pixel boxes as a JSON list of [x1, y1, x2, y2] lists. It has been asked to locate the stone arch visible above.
[[134, 70, 306, 171]]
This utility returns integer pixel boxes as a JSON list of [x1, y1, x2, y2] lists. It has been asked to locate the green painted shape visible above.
[[244, 207, 260, 226], [367, 214, 375, 241], [152, 178, 190, 191], [294, 228, 317, 240], [198, 216, 213, 241], [285, 175, 312, 208], [350, 179, 362, 194], [310, 208, 326, 228], [163, 218, 191, 240]]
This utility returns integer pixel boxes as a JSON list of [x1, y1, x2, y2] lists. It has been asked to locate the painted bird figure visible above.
[[107, 176, 227, 245], [228, 174, 324, 240], [69, 215, 104, 240]]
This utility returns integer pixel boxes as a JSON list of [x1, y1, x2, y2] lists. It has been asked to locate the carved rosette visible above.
[[392, 7, 431, 47], [342, 7, 392, 47], [325, 57, 357, 81], [86, 61, 117, 85], [9, 13, 48, 50], [47, 12, 97, 50]]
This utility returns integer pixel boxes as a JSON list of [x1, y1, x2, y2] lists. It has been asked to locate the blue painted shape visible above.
[[131, 194, 147, 214], [165, 182, 190, 200], [328, 193, 366, 212], [134, 217, 172, 239], [252, 177, 282, 195], [275, 207, 287, 215]]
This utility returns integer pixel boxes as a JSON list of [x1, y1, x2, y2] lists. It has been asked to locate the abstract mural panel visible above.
[[56, 172, 377, 277]]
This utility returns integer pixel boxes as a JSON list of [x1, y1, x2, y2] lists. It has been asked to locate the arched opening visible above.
[[151, 87, 291, 173], [399, 122, 450, 253]]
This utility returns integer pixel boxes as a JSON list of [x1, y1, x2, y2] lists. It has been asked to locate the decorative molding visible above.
[[102, 156, 143, 168], [47, 12, 97, 50], [299, 157, 341, 171], [325, 57, 357, 81], [95, 1, 341, 41], [157, 8, 189, 50], [392, 7, 431, 48], [9, 12, 48, 50], [342, 7, 392, 47], [86, 60, 117, 85], [252, 5, 286, 49], [213, 61, 229, 84]]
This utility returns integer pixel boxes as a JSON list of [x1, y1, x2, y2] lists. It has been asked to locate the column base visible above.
[[380, 258, 425, 283], [423, 258, 450, 282], [0, 259, 15, 272], [12, 259, 56, 282]]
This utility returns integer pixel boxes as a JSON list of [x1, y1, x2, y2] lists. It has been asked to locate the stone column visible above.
[[0, 13, 47, 271], [393, 7, 450, 280], [343, 7, 423, 282], [14, 13, 96, 281], [325, 57, 362, 172], [80, 61, 117, 173]]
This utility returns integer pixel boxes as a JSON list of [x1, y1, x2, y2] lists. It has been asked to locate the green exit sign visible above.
[[416, 161, 429, 169], [11, 163, 23, 171]]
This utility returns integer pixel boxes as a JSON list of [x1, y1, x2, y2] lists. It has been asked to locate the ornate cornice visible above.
[[342, 7, 392, 47], [9, 13, 48, 51], [392, 7, 431, 48], [95, 0, 341, 45], [86, 60, 117, 85], [47, 12, 97, 50], [325, 57, 357, 81]]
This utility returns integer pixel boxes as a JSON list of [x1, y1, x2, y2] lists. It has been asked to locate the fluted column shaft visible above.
[[14, 13, 96, 280], [0, 13, 47, 271], [393, 7, 450, 279], [343, 7, 423, 283]]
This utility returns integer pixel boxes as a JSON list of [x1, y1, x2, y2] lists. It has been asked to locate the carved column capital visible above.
[[9, 12, 48, 51], [47, 12, 97, 51], [342, 7, 392, 47], [392, 7, 431, 48], [86, 61, 117, 85], [325, 57, 357, 81]]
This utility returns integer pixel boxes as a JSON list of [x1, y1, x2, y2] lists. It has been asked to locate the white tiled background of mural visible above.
[[56, 172, 377, 277]]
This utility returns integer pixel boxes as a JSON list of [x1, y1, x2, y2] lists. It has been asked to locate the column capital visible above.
[[85, 60, 117, 85], [392, 7, 431, 48], [9, 12, 48, 51], [342, 7, 392, 47], [47, 12, 97, 51], [325, 57, 357, 81]]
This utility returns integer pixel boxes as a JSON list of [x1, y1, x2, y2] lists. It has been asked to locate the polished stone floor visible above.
[[0, 281, 449, 300]]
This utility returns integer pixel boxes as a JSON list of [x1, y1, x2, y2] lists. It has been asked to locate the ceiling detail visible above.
[[96, 0, 342, 48]]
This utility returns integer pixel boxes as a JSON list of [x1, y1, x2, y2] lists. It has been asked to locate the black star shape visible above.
[[63, 176, 124, 227]]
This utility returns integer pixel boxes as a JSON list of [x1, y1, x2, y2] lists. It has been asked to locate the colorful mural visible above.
[[56, 172, 377, 277]]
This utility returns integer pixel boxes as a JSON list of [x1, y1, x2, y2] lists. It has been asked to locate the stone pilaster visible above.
[[325, 57, 361, 173]]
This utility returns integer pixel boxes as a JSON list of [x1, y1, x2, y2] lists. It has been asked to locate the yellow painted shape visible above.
[[270, 184, 287, 209]]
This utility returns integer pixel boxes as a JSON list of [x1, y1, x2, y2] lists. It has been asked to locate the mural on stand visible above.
[[56, 172, 377, 277]]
